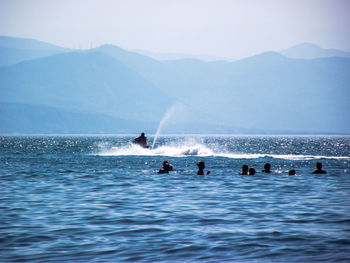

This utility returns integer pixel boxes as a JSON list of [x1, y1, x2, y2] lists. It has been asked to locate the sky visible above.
[[0, 0, 349, 59]]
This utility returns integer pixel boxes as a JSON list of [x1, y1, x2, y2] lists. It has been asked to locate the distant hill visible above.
[[0, 102, 155, 134], [0, 102, 253, 134], [120, 50, 350, 133], [115, 49, 350, 133], [133, 49, 235, 62], [0, 36, 70, 66], [172, 52, 350, 133], [0, 51, 172, 122], [0, 37, 349, 134], [215, 53, 350, 133], [0, 36, 68, 51], [0, 47, 69, 67], [93, 44, 164, 82], [280, 43, 350, 59]]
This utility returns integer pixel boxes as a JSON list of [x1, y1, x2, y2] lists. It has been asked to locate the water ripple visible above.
[[0, 135, 349, 262]]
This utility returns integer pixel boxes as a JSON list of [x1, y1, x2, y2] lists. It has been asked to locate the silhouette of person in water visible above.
[[248, 167, 256, 175], [312, 162, 327, 174], [240, 164, 249, 175], [262, 163, 271, 173], [158, 160, 173, 174], [197, 161, 210, 175], [133, 133, 148, 148], [288, 169, 296, 176]]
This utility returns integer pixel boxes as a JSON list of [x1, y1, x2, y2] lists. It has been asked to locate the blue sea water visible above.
[[1, 135, 350, 262]]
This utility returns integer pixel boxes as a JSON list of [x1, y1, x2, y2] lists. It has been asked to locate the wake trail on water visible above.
[[96, 142, 349, 160], [97, 142, 215, 157]]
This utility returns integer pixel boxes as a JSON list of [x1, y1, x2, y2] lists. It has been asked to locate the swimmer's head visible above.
[[197, 161, 205, 170], [264, 163, 271, 170], [242, 164, 248, 172], [316, 162, 322, 169], [289, 169, 296, 175], [248, 167, 256, 175]]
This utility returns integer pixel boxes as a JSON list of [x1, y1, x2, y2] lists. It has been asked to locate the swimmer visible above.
[[288, 169, 296, 176], [158, 160, 173, 174], [197, 161, 210, 175], [240, 164, 249, 175], [312, 162, 327, 174], [248, 167, 256, 175], [262, 163, 271, 173]]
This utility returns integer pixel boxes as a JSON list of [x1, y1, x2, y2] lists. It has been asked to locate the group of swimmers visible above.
[[158, 160, 211, 175], [158, 161, 327, 175], [238, 162, 326, 175], [133, 133, 328, 176]]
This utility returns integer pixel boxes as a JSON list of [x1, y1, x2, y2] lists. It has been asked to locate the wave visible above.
[[97, 142, 215, 157], [95, 142, 349, 161]]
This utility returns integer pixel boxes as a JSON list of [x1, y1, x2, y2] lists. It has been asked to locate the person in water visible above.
[[248, 167, 256, 175], [133, 133, 148, 148], [197, 161, 210, 175], [240, 164, 249, 175], [288, 169, 296, 176], [262, 163, 271, 173], [312, 162, 327, 174], [158, 160, 173, 174]]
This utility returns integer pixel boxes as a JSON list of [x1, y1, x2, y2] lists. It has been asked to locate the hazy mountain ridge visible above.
[[0, 51, 172, 122], [0, 47, 69, 67], [0, 36, 68, 51], [133, 49, 235, 62], [0, 36, 71, 67], [0, 102, 294, 135], [1, 36, 349, 134], [148, 52, 350, 133], [281, 42, 350, 59], [0, 102, 156, 134]]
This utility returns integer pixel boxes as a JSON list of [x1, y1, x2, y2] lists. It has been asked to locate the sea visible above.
[[1, 135, 350, 262]]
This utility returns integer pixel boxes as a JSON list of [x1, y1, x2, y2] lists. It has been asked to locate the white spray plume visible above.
[[152, 102, 182, 148]]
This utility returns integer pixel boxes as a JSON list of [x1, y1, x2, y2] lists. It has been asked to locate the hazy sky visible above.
[[0, 0, 349, 58]]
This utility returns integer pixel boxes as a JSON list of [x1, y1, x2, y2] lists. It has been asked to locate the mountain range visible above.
[[133, 49, 235, 62], [0, 36, 349, 134], [280, 42, 350, 59], [0, 36, 70, 67]]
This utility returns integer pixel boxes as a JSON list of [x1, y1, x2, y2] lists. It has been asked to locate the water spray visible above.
[[151, 102, 179, 149]]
